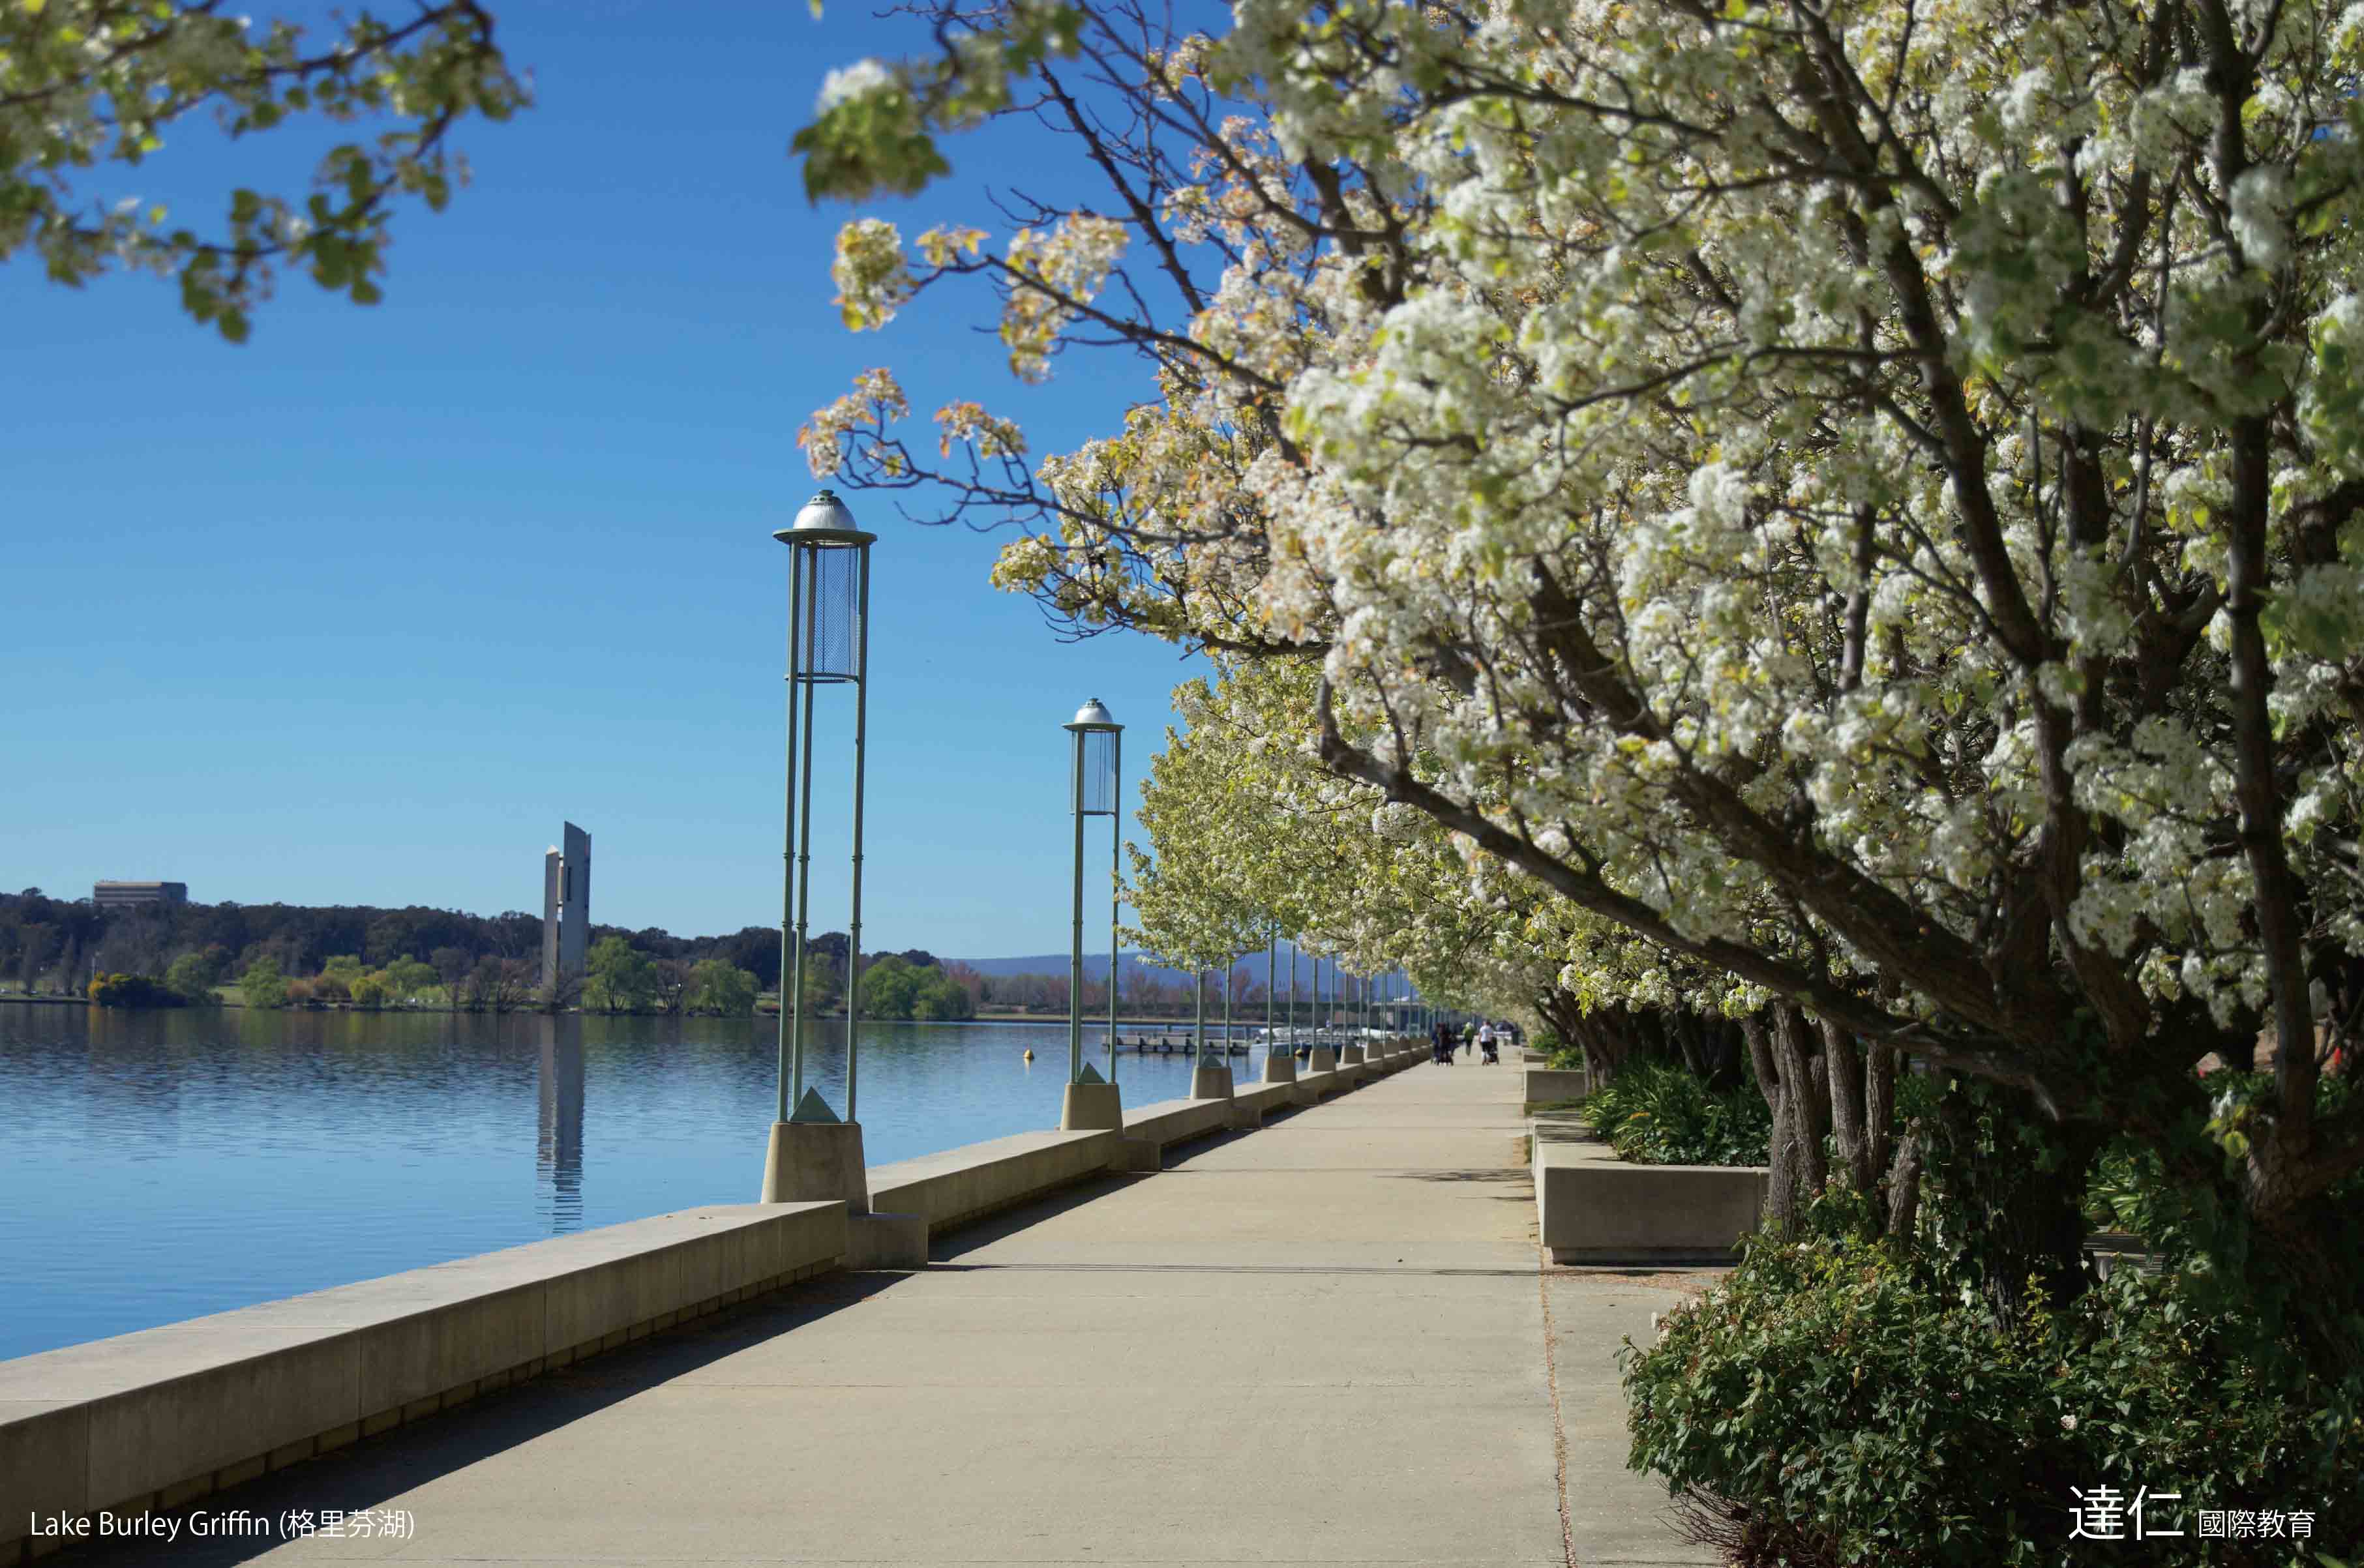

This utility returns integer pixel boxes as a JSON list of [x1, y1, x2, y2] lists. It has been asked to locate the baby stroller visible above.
[[1479, 1031, 1499, 1065]]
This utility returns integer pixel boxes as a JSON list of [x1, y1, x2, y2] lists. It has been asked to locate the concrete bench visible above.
[[1534, 1136, 1766, 1264], [1118, 1097, 1238, 1168], [867, 1129, 1121, 1234], [1229, 1080, 1295, 1127], [0, 1202, 846, 1561], [1299, 1067, 1347, 1102]]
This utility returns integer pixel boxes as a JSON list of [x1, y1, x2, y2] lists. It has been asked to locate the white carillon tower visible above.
[[541, 821, 591, 989]]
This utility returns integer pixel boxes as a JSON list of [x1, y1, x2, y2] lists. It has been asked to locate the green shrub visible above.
[[685, 958, 758, 1016], [1538, 1030, 1583, 1070], [239, 956, 289, 1009], [1623, 1206, 2360, 1566], [87, 971, 185, 1008], [1579, 1056, 1771, 1166], [164, 949, 226, 1002]]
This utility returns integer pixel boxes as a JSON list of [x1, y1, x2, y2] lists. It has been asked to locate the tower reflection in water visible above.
[[535, 1017, 584, 1233]]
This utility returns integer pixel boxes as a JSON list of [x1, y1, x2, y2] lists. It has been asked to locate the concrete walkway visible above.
[[76, 1061, 1713, 1567]]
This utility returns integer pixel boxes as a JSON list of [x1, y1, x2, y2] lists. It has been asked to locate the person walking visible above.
[[1477, 1020, 1499, 1065]]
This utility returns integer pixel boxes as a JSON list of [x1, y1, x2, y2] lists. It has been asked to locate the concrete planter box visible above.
[[1523, 1067, 1591, 1110], [1534, 1136, 1766, 1264], [0, 1202, 846, 1559]]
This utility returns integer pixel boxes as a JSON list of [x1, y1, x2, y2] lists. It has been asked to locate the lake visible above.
[[0, 1001, 1281, 1360]]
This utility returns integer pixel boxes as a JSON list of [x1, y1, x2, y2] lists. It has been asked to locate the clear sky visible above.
[[0, 1, 1200, 957]]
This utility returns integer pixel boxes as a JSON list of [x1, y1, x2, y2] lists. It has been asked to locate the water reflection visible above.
[[0, 1003, 1239, 1359], [535, 1019, 584, 1234]]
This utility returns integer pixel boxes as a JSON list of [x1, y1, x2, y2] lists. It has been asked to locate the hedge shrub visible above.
[[1623, 1204, 2359, 1566], [1579, 1056, 1773, 1166]]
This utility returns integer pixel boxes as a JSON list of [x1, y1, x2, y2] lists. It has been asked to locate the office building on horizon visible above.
[[92, 881, 188, 910]]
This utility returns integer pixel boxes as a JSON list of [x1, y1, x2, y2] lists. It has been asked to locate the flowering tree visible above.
[[1134, 657, 1918, 1230], [1128, 662, 1551, 1011], [797, 0, 2364, 1345], [4, 1, 527, 338]]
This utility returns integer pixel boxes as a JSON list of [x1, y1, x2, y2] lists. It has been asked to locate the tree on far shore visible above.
[[685, 959, 758, 1016], [237, 956, 288, 1009], [584, 936, 658, 1013]]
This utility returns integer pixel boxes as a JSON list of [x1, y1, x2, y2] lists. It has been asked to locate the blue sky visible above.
[[1, 1, 1202, 957]]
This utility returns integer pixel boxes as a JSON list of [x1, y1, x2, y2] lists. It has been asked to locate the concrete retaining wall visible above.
[[1534, 1135, 1766, 1264], [0, 1203, 845, 1560]]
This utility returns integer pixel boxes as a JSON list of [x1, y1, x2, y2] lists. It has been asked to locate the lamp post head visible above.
[[1064, 696, 1122, 733], [773, 488, 876, 547]]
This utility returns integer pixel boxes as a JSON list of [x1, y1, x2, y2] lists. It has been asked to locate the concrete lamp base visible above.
[[1340, 1044, 1368, 1065], [1308, 1046, 1338, 1073], [1190, 1063, 1234, 1100], [1261, 1050, 1298, 1084], [759, 1119, 870, 1213], [1060, 1080, 1125, 1131]]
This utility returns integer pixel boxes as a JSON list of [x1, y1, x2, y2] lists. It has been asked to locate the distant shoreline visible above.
[[0, 995, 1334, 1029]]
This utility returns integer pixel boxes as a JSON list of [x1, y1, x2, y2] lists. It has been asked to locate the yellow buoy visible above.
[[1023, 1048, 1034, 1061]]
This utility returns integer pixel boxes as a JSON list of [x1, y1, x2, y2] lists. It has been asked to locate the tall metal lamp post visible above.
[[1193, 949, 1235, 1100], [1306, 954, 1338, 1075], [1338, 965, 1369, 1068], [1061, 699, 1127, 1131], [1263, 923, 1296, 1084], [760, 489, 875, 1211]]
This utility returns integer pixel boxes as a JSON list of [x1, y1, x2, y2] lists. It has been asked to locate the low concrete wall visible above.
[[867, 1129, 1120, 1234], [1534, 1136, 1766, 1264], [0, 1203, 845, 1561], [1229, 1080, 1295, 1127], [1523, 1066, 1591, 1109], [1123, 1097, 1234, 1159]]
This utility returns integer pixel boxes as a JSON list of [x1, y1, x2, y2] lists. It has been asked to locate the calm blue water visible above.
[[0, 1002, 1271, 1360]]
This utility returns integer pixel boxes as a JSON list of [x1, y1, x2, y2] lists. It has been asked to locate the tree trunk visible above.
[[2252, 1197, 2364, 1376], [1771, 1004, 1830, 1197], [1820, 1016, 1872, 1194], [1884, 1128, 1924, 1241], [1864, 1042, 1896, 1188], [1926, 1080, 2099, 1320], [1674, 1013, 1712, 1079], [1744, 1013, 1803, 1232]]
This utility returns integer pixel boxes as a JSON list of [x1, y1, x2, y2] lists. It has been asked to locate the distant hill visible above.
[[952, 945, 1403, 994], [953, 952, 1204, 987]]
